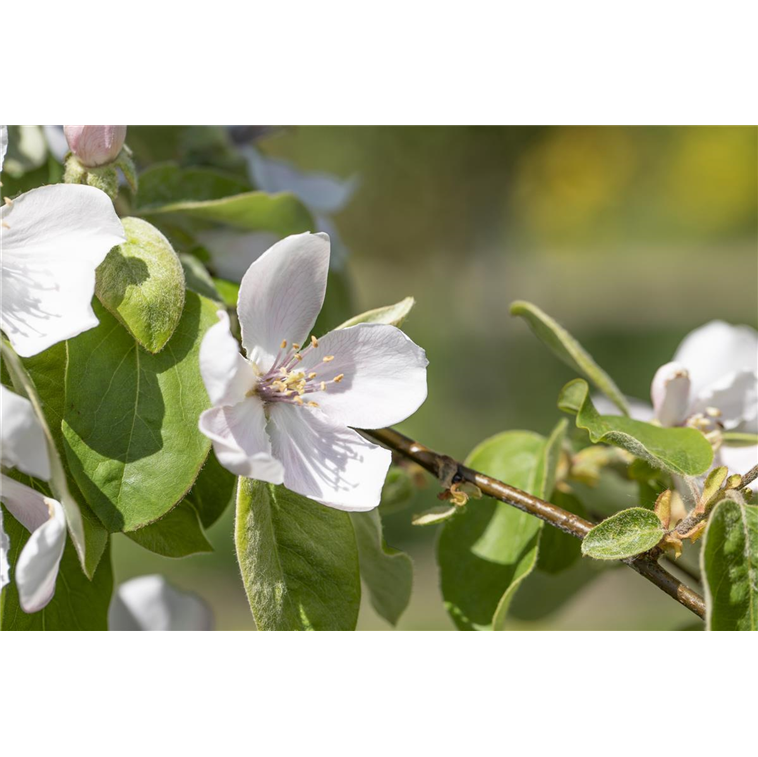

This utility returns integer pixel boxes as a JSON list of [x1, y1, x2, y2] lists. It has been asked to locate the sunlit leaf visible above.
[[581, 507, 664, 560]]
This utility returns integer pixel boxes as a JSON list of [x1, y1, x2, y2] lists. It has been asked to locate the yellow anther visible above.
[[3, 197, 12, 206], [311, 335, 319, 348], [295, 353, 303, 361], [308, 372, 317, 379], [280, 339, 288, 349], [706, 406, 722, 418], [320, 381, 326, 391], [323, 355, 335, 363], [1, 222, 9, 230], [307, 401, 319, 408], [292, 343, 301, 351], [333, 374, 344, 383], [294, 396, 304, 405]]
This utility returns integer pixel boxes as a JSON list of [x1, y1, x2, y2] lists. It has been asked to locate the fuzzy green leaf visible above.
[[136, 163, 251, 208], [351, 509, 413, 626], [184, 449, 237, 529], [0, 508, 113, 631], [559, 378, 713, 476], [337, 297, 415, 329], [702, 498, 758, 631], [96, 217, 186, 353], [125, 500, 213, 557], [180, 253, 223, 303], [511, 300, 629, 414], [537, 490, 587, 574], [235, 479, 361, 631], [581, 507, 664, 560], [62, 294, 216, 532], [438, 430, 549, 631]]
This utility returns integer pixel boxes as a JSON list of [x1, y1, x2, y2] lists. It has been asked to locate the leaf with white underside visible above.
[[581, 508, 664, 560], [702, 498, 758, 631], [351, 509, 413, 626], [62, 294, 216, 532], [96, 217, 186, 353], [125, 500, 213, 557], [412, 505, 458, 526], [438, 429, 557, 631], [511, 300, 630, 415], [337, 297, 415, 329], [235, 479, 361, 631], [559, 378, 713, 476]]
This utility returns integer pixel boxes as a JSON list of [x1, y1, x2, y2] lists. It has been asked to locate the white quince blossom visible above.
[[0, 386, 67, 612], [109, 575, 213, 631], [1, 125, 126, 358], [198, 232, 428, 511]]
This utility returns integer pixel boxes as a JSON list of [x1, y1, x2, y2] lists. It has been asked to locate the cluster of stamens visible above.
[[686, 406, 724, 446], [253, 335, 345, 407]]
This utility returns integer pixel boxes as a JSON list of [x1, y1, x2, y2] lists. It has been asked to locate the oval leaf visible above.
[[559, 378, 713, 476], [337, 297, 415, 329], [96, 217, 186, 353], [62, 294, 216, 532], [351, 509, 413, 627], [581, 507, 664, 560], [184, 449, 237, 529], [511, 300, 629, 415], [235, 479, 361, 631], [125, 500, 213, 558], [702, 498, 758, 631]]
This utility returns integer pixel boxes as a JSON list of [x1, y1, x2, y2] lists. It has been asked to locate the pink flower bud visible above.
[[651, 362, 691, 427], [63, 125, 127, 167]]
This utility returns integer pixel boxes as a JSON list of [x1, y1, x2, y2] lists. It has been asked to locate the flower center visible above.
[[253, 336, 344, 408]]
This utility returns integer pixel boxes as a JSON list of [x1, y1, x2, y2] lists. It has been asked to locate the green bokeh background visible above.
[[115, 126, 758, 630]]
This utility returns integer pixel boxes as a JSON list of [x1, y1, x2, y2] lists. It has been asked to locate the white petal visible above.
[[0, 184, 125, 357], [0, 473, 54, 532], [0, 386, 51, 480], [690, 369, 758, 430], [298, 323, 428, 429], [198, 229, 281, 282], [718, 445, 758, 492], [0, 507, 10, 594], [199, 310, 257, 407], [0, 125, 7, 173], [650, 362, 691, 427], [42, 125, 68, 163], [6, 484, 67, 614], [245, 146, 358, 215], [237, 232, 329, 372], [268, 404, 391, 511], [673, 321, 758, 401], [108, 575, 213, 631], [198, 398, 283, 483]]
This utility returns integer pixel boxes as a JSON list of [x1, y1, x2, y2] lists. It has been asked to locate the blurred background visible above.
[[113, 126, 758, 630]]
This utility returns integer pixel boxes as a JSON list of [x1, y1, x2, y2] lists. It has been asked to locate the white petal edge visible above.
[[673, 320, 758, 402], [108, 575, 213, 631], [0, 385, 51, 480], [0, 184, 125, 357], [198, 398, 284, 483], [237, 232, 330, 372], [0, 507, 10, 594], [650, 362, 691, 427], [199, 310, 257, 407], [298, 323, 428, 429], [268, 404, 391, 511], [0, 125, 7, 173], [690, 369, 758, 431]]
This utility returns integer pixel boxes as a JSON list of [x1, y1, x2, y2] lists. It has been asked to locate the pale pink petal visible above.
[[0, 184, 125, 357], [198, 398, 283, 483], [267, 404, 391, 511], [237, 232, 329, 372], [199, 310, 257, 407], [0, 386, 51, 480], [650, 362, 691, 427], [297, 323, 428, 429]]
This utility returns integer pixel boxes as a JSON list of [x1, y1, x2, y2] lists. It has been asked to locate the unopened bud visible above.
[[651, 362, 691, 427], [64, 125, 126, 167]]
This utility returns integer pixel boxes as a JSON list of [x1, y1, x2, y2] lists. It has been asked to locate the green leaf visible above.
[[62, 294, 216, 532], [180, 253, 223, 304], [722, 432, 758, 447], [2, 125, 47, 177], [96, 217, 186, 353], [511, 300, 630, 415], [235, 479, 361, 631], [185, 449, 237, 529], [537, 490, 587, 574], [125, 500, 213, 557], [136, 163, 251, 208], [351, 509, 413, 627], [559, 378, 713, 476], [0, 343, 93, 577], [337, 297, 415, 329], [702, 498, 758, 631], [0, 508, 113, 631], [438, 430, 549, 631], [212, 278, 241, 308], [581, 507, 664, 560], [378, 466, 417, 515]]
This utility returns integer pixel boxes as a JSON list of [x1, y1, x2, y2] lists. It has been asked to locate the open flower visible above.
[[0, 386, 67, 612], [198, 232, 428, 510], [1, 126, 125, 357]]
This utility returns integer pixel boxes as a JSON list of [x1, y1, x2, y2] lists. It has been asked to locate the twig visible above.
[[363, 427, 705, 620]]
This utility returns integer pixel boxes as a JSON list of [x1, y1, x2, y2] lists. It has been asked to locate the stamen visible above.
[[320, 381, 326, 391], [308, 372, 317, 379], [307, 401, 319, 408], [280, 339, 288, 349], [323, 355, 335, 363], [311, 335, 319, 348], [3, 197, 12, 206], [295, 353, 303, 361], [294, 396, 304, 405], [292, 343, 301, 351], [333, 374, 344, 383]]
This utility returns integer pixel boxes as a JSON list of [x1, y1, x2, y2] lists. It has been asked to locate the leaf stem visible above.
[[363, 427, 705, 620]]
